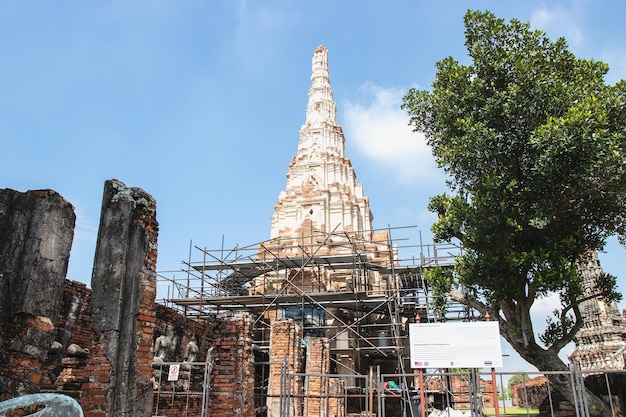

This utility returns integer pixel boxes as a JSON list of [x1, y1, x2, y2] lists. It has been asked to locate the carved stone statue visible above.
[[184, 335, 199, 363], [181, 335, 199, 371], [151, 325, 176, 363]]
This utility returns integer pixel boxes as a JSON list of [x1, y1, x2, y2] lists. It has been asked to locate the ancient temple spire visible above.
[[270, 45, 372, 240], [569, 252, 626, 370], [298, 45, 343, 158], [304, 45, 337, 129]]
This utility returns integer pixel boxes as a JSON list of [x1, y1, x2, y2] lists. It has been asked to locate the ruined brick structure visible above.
[[509, 371, 626, 417], [425, 374, 495, 409], [40, 284, 253, 417], [0, 189, 75, 400], [266, 318, 303, 417], [42, 280, 93, 393], [0, 183, 254, 417], [209, 311, 255, 417], [303, 337, 330, 417], [510, 376, 548, 409], [569, 252, 626, 371], [80, 179, 159, 417], [510, 375, 626, 417], [151, 304, 254, 417], [303, 337, 346, 417]]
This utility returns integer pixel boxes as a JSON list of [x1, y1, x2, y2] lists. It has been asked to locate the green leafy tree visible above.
[[499, 374, 529, 401], [402, 10, 626, 416], [507, 374, 529, 389]]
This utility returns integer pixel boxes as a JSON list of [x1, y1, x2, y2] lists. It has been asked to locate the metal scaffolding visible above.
[[156, 226, 477, 417]]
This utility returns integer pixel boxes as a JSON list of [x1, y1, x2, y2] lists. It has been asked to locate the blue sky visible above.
[[2, 1, 625, 371]]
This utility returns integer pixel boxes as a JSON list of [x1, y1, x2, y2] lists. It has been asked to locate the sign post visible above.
[[408, 321, 502, 369], [409, 320, 503, 415], [168, 364, 181, 381]]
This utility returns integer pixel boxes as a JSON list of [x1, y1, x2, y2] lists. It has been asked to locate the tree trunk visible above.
[[544, 372, 615, 417], [509, 340, 612, 417]]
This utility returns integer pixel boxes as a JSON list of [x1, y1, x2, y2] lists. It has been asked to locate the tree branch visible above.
[[448, 288, 489, 315]]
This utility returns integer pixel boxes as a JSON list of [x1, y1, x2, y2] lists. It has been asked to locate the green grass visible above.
[[483, 406, 539, 416]]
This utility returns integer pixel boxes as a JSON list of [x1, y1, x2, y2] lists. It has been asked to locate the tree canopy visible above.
[[402, 9, 626, 413]]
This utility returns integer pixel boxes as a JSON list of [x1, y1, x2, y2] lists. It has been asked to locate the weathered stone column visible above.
[[81, 180, 158, 417], [0, 189, 75, 400]]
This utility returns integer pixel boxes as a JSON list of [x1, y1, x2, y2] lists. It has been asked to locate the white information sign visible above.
[[408, 321, 503, 369], [168, 364, 180, 381]]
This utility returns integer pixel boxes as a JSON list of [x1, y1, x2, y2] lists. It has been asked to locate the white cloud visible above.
[[530, 4, 626, 85], [73, 217, 99, 244], [530, 292, 561, 330], [530, 292, 575, 361], [530, 5, 584, 48], [601, 50, 626, 84], [342, 82, 440, 186]]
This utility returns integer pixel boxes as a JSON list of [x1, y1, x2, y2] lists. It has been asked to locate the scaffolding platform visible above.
[[156, 227, 477, 417]]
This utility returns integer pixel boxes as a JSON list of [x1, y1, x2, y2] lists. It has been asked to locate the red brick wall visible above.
[[0, 314, 54, 399], [426, 374, 496, 408], [328, 378, 346, 417], [79, 273, 157, 417], [303, 337, 330, 417], [152, 304, 218, 364], [210, 312, 255, 417], [6, 282, 254, 417], [15, 280, 256, 417], [267, 318, 303, 417], [151, 306, 255, 417]]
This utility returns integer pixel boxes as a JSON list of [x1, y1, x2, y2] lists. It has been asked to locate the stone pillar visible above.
[[267, 318, 302, 417], [0, 189, 75, 400], [81, 180, 158, 417], [303, 337, 331, 417]]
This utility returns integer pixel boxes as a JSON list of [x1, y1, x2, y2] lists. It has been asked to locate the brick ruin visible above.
[[0, 180, 366, 417], [82, 178, 159, 417], [569, 252, 626, 371], [0, 188, 75, 398], [0, 179, 483, 417], [511, 374, 626, 417], [0, 181, 255, 417]]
